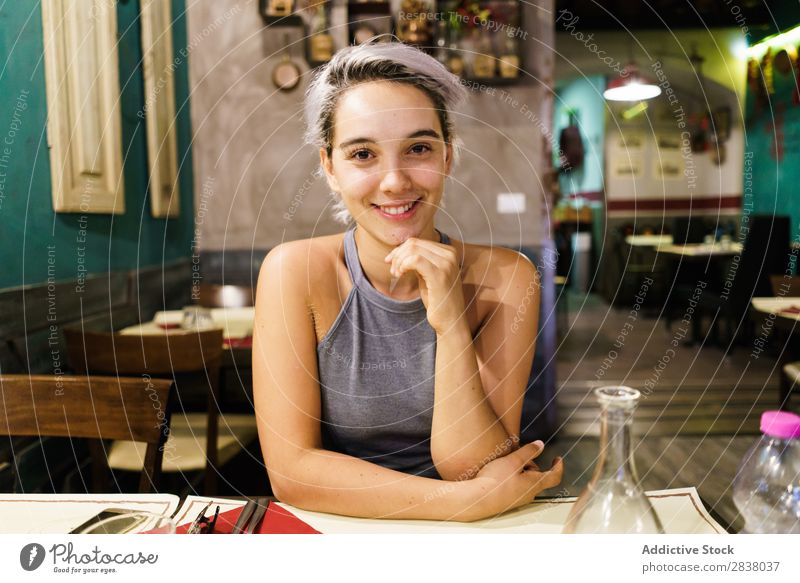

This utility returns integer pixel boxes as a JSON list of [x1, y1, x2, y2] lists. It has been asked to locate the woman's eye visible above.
[[349, 149, 373, 161], [409, 143, 432, 155]]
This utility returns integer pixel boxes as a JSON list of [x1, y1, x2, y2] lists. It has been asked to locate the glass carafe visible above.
[[562, 386, 665, 533]]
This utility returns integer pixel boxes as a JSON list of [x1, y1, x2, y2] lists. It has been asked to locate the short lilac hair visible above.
[[304, 40, 467, 223]]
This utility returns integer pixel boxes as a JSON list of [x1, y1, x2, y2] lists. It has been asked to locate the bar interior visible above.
[[1, 0, 799, 537]]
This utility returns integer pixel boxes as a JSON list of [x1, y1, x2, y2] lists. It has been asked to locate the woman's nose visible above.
[[379, 162, 412, 194]]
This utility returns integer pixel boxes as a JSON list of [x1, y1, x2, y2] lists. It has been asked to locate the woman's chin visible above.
[[384, 228, 418, 246]]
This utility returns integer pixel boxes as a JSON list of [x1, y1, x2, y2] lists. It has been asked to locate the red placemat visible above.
[[174, 503, 320, 534], [223, 336, 253, 349]]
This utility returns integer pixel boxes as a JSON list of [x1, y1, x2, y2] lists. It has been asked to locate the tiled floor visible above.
[[553, 292, 781, 436], [539, 291, 788, 531]]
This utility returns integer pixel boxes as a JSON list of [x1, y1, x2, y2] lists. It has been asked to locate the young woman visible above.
[[253, 41, 562, 521]]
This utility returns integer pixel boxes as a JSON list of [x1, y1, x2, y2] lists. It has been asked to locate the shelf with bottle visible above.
[[308, 1, 335, 67], [259, 0, 305, 26], [259, 0, 525, 85], [430, 1, 524, 85], [260, 0, 339, 67]]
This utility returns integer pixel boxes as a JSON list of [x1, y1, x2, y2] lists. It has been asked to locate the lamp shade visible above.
[[604, 64, 662, 101]]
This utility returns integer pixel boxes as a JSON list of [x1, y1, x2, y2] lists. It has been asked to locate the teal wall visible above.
[[0, 0, 194, 290], [745, 50, 800, 241], [553, 75, 606, 196]]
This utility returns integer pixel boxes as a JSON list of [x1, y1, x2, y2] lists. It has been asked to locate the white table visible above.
[[625, 234, 674, 247], [0, 494, 181, 534], [751, 297, 800, 322], [1, 488, 725, 534], [656, 242, 743, 257]]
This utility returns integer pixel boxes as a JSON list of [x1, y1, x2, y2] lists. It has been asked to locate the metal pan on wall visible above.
[[272, 53, 301, 91]]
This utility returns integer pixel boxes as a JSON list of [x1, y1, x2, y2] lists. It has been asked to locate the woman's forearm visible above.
[[430, 317, 514, 480], [270, 447, 486, 521]]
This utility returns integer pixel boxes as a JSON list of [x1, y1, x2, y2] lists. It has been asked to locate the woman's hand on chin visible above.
[[467, 441, 564, 520], [385, 237, 466, 334]]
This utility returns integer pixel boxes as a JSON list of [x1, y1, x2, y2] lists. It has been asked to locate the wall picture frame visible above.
[[654, 154, 684, 180], [140, 0, 181, 218], [41, 0, 125, 214], [610, 155, 643, 179]]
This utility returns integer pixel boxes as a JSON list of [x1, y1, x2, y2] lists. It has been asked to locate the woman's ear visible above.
[[320, 147, 341, 192], [444, 142, 454, 177]]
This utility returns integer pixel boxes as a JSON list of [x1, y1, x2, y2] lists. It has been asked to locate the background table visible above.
[[656, 242, 743, 257]]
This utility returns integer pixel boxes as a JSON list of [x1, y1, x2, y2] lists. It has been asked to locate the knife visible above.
[[232, 499, 256, 534]]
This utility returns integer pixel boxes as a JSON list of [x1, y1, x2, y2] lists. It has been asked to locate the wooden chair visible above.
[[697, 215, 791, 349], [771, 276, 800, 410], [0, 375, 172, 493], [64, 328, 256, 494], [770, 275, 800, 297], [554, 275, 568, 336], [196, 284, 254, 308], [781, 362, 800, 411]]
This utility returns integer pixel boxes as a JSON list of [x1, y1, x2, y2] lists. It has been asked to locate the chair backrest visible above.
[[672, 216, 707, 245], [196, 284, 254, 308], [770, 275, 800, 297], [64, 328, 224, 494], [733, 215, 791, 306], [64, 329, 224, 376], [0, 375, 172, 493]]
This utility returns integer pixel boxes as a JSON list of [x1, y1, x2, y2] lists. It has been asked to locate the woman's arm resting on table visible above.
[[388, 242, 542, 480], [253, 243, 561, 521]]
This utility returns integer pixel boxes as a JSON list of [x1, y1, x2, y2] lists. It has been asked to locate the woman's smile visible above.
[[372, 196, 423, 220]]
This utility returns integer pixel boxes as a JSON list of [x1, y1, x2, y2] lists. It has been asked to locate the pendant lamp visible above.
[[603, 63, 662, 101]]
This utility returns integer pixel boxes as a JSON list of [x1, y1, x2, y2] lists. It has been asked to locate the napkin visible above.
[[175, 502, 320, 534]]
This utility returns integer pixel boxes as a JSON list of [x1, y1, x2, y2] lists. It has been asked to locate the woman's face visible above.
[[321, 81, 452, 245]]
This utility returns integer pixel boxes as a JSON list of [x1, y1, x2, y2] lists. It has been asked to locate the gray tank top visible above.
[[316, 227, 451, 479]]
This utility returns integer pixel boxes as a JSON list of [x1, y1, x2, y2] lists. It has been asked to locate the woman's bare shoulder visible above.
[[460, 241, 536, 276], [461, 243, 538, 304], [259, 233, 346, 290]]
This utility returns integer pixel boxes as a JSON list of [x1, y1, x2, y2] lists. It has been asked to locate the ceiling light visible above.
[[603, 64, 662, 102]]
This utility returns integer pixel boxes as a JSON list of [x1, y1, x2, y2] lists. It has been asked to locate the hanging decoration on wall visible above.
[[272, 36, 302, 91], [557, 109, 584, 172], [747, 45, 800, 115], [42, 0, 125, 214], [140, 0, 181, 218]]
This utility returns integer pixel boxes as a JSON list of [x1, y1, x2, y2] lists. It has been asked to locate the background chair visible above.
[[672, 216, 707, 245], [0, 375, 172, 493], [771, 276, 800, 410], [780, 362, 800, 411], [196, 284, 254, 308], [195, 283, 257, 413], [64, 328, 257, 494], [701, 215, 791, 349], [770, 275, 800, 297]]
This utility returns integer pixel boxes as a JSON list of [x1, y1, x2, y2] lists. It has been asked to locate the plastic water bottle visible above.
[[732, 411, 800, 533]]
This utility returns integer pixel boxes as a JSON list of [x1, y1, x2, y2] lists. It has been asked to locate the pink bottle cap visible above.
[[760, 411, 800, 439]]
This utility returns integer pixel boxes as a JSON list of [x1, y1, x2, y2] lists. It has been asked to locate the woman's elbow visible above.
[[268, 471, 311, 507], [432, 454, 482, 481], [432, 436, 518, 481]]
